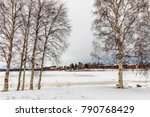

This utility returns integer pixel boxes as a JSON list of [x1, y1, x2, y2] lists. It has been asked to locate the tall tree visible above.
[[17, 0, 33, 91], [29, 0, 45, 90], [133, 4, 150, 66], [92, 0, 149, 88], [38, 1, 70, 90], [0, 0, 23, 91]]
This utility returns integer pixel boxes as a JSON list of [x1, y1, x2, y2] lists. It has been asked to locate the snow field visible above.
[[0, 70, 149, 90], [0, 70, 149, 100]]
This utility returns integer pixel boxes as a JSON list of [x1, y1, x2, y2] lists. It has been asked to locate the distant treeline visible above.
[[67, 62, 150, 71], [1, 62, 149, 71]]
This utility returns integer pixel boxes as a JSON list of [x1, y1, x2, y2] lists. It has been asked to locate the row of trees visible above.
[[0, 0, 71, 91], [69, 62, 110, 70], [92, 0, 150, 88], [69, 62, 150, 70]]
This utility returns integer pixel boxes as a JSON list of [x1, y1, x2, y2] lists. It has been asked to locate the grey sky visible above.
[[61, 0, 94, 65]]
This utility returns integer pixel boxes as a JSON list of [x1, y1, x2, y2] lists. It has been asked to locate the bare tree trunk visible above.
[[30, 50, 36, 90], [3, 46, 12, 91], [21, 1, 32, 90], [38, 55, 44, 90], [30, 0, 43, 90], [22, 58, 26, 90], [22, 37, 29, 90], [17, 41, 26, 91], [30, 15, 40, 90], [22, 34, 29, 90], [38, 39, 47, 90], [118, 43, 123, 88]]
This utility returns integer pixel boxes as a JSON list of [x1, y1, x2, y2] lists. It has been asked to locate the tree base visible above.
[[116, 84, 124, 89], [2, 89, 8, 92]]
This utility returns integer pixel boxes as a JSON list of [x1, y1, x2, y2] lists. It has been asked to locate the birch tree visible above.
[[37, 1, 71, 90], [92, 0, 149, 88], [17, 0, 33, 91], [134, 4, 150, 66], [29, 0, 46, 90], [0, 0, 23, 91]]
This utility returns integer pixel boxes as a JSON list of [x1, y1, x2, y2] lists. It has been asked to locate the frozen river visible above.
[[0, 70, 149, 90]]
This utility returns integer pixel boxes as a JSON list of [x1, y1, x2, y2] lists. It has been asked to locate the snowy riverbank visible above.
[[0, 70, 149, 100]]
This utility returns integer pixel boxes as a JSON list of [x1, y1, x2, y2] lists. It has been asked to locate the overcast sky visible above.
[[61, 0, 94, 65]]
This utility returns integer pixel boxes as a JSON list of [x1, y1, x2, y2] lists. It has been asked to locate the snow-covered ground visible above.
[[0, 70, 150, 100]]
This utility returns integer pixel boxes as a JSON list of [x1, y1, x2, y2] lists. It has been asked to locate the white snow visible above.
[[0, 70, 150, 100]]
